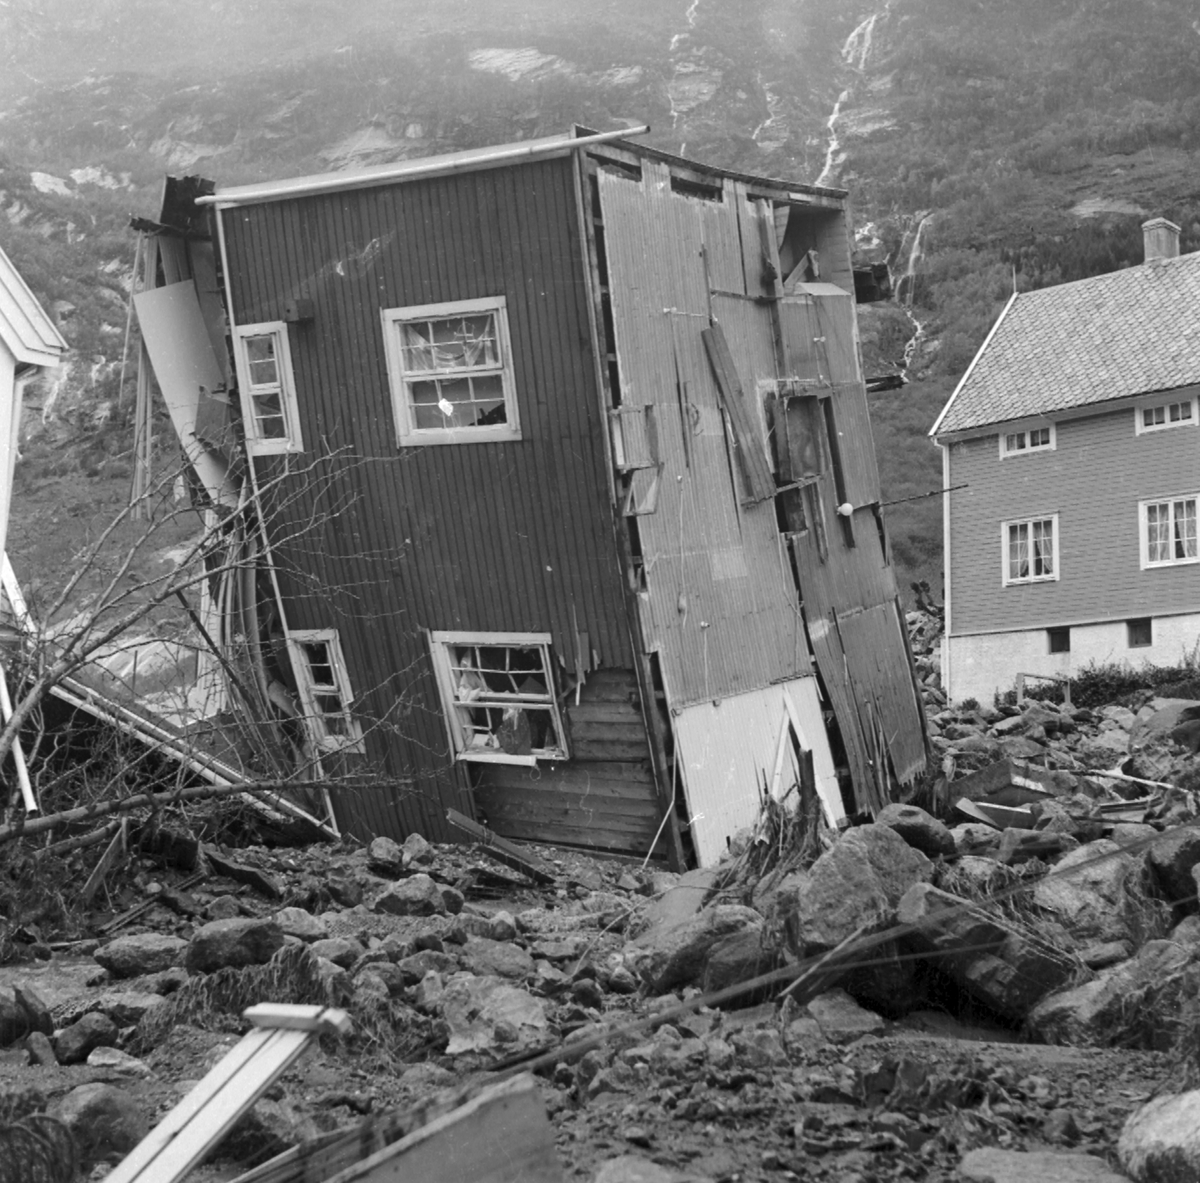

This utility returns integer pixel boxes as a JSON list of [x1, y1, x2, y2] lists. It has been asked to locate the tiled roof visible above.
[[932, 250, 1200, 435]]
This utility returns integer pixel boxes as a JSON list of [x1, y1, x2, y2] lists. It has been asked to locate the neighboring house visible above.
[[0, 244, 66, 566], [931, 218, 1200, 706], [135, 129, 926, 866]]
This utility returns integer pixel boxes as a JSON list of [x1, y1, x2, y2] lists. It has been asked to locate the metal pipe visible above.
[[195, 127, 650, 208]]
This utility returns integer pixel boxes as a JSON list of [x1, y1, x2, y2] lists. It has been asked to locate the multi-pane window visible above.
[[382, 297, 519, 445], [287, 630, 363, 753], [1003, 515, 1058, 584], [232, 323, 303, 454], [1137, 398, 1196, 434], [1142, 496, 1198, 567], [430, 632, 567, 764], [1000, 423, 1054, 457]]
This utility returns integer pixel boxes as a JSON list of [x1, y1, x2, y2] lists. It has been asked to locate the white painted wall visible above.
[[945, 612, 1200, 706]]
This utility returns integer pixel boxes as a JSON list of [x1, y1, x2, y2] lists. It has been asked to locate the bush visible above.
[[997, 651, 1200, 710]]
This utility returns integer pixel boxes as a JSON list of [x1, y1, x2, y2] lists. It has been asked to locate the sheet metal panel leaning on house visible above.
[[136, 128, 926, 866]]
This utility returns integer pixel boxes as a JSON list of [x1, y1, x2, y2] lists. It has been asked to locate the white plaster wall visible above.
[[945, 613, 1200, 706]]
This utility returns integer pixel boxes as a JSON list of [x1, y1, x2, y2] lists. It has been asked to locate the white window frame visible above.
[[286, 629, 364, 754], [1002, 514, 1059, 585], [231, 322, 304, 455], [381, 296, 520, 446], [429, 631, 568, 766], [1135, 396, 1197, 435], [1139, 494, 1199, 569], [999, 421, 1055, 458]]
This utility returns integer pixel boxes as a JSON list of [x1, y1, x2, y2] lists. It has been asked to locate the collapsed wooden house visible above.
[[134, 128, 926, 867]]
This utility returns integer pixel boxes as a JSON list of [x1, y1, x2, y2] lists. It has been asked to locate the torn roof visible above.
[[195, 127, 846, 209], [931, 249, 1200, 437], [0, 242, 68, 368]]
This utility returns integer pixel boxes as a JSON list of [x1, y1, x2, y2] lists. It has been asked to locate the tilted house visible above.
[[136, 129, 926, 866], [931, 218, 1200, 706]]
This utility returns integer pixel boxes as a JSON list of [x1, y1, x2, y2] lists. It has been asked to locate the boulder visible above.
[[1030, 939, 1196, 1048], [185, 917, 285, 973], [1148, 826, 1200, 905], [274, 907, 328, 942], [53, 1011, 119, 1064], [0, 983, 51, 1046], [373, 874, 447, 917], [875, 803, 956, 858], [637, 867, 717, 934], [951, 823, 1002, 856], [94, 933, 187, 979], [309, 937, 365, 968], [461, 937, 536, 980], [95, 991, 165, 1026], [1119, 1089, 1200, 1182], [700, 929, 781, 994], [86, 1047, 153, 1077], [806, 988, 885, 1045], [1034, 840, 1167, 950], [438, 975, 551, 1057], [960, 1147, 1128, 1182], [51, 1083, 148, 1168], [625, 904, 763, 994], [786, 824, 932, 954], [402, 832, 436, 866], [327, 876, 363, 908], [898, 883, 1074, 1022], [205, 894, 242, 920], [366, 836, 405, 878]]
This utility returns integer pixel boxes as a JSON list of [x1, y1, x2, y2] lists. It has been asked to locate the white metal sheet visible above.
[[672, 675, 841, 866], [134, 282, 238, 506]]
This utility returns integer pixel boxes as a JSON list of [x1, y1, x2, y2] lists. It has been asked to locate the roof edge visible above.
[[929, 289, 1019, 439]]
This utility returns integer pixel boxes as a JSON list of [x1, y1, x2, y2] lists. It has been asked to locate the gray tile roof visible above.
[[932, 250, 1200, 435]]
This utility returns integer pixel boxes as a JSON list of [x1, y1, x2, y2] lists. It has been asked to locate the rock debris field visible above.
[[4, 616, 1200, 1181]]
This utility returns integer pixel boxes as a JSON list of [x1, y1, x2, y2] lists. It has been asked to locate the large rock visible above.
[[898, 883, 1074, 1022], [273, 907, 328, 942], [625, 904, 763, 994], [700, 929, 781, 994], [373, 874, 447, 917], [438, 974, 551, 1057], [0, 983, 52, 1046], [1148, 826, 1200, 906], [185, 917, 285, 973], [786, 824, 932, 954], [95, 991, 166, 1027], [961, 1147, 1128, 1182], [806, 988, 885, 1044], [366, 836, 405, 878], [1033, 840, 1166, 950], [53, 1011, 118, 1064], [460, 937, 536, 980], [1119, 1089, 1200, 1182], [875, 803, 956, 858], [51, 1083, 148, 1167], [1030, 939, 1197, 1048], [94, 933, 187, 979]]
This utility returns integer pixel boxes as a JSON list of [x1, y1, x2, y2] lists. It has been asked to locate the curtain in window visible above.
[[1031, 518, 1053, 576], [1009, 522, 1029, 579], [1173, 499, 1197, 560]]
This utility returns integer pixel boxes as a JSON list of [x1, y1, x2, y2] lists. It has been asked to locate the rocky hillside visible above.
[[3, 0, 1200, 594]]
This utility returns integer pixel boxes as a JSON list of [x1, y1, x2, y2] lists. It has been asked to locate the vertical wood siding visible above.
[[947, 396, 1200, 636], [220, 157, 631, 843]]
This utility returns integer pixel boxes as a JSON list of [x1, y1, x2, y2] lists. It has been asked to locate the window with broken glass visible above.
[[232, 323, 304, 455], [382, 297, 520, 445], [1003, 515, 1058, 584], [287, 630, 364, 753], [430, 632, 567, 765], [1142, 496, 1198, 567]]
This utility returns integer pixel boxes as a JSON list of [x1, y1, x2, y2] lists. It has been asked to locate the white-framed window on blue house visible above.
[[231, 322, 304, 455], [999, 422, 1055, 458], [1136, 396, 1197, 435], [1140, 495, 1198, 568], [381, 297, 520, 446], [1002, 514, 1058, 585]]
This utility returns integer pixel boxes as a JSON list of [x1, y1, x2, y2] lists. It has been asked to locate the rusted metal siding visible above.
[[220, 157, 632, 843], [597, 163, 812, 708]]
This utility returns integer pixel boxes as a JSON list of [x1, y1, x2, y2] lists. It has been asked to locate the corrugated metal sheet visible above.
[[672, 677, 837, 866], [597, 163, 810, 709], [220, 156, 631, 843]]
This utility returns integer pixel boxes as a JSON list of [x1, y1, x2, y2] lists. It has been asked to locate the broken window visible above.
[[999, 423, 1054, 458], [430, 632, 568, 765], [382, 297, 520, 446], [286, 630, 364, 753], [232, 322, 304, 455], [1003, 515, 1058, 584], [1142, 496, 1198, 567], [1137, 398, 1196, 434]]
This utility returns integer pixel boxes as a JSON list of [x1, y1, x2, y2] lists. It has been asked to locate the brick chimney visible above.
[[1143, 217, 1181, 263]]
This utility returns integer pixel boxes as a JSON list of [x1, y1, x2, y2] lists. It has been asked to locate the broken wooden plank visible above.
[[700, 324, 776, 504], [324, 1074, 563, 1183], [445, 809, 556, 885], [80, 819, 128, 907], [204, 846, 284, 900]]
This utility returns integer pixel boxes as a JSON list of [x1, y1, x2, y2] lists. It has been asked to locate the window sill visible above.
[[248, 438, 304, 456], [1142, 557, 1200, 570], [457, 751, 544, 767], [1003, 576, 1058, 586], [399, 427, 522, 447]]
